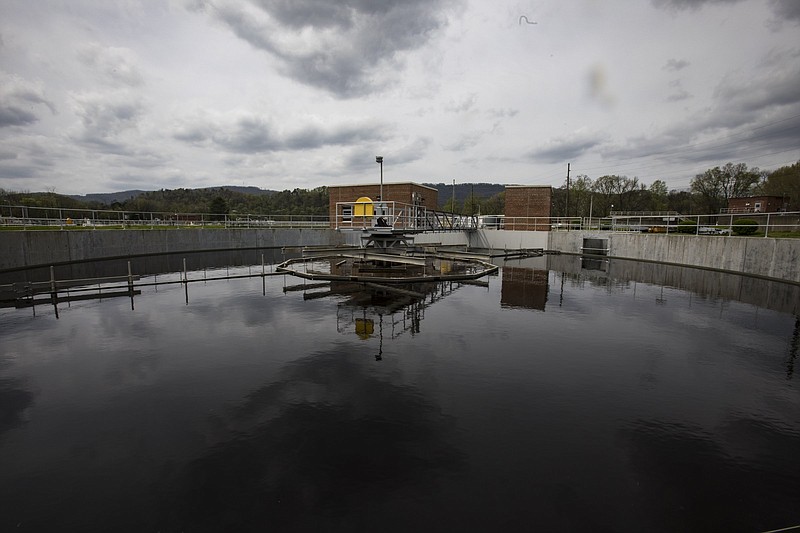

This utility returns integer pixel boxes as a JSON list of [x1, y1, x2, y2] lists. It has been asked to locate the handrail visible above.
[[0, 204, 329, 230]]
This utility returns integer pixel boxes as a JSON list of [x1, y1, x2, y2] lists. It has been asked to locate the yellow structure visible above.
[[353, 197, 374, 217], [355, 318, 374, 339]]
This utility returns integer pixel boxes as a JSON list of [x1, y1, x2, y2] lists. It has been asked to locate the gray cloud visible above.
[[175, 113, 388, 154], [768, 0, 800, 24], [653, 0, 796, 24], [602, 47, 800, 165], [663, 58, 690, 71], [444, 132, 482, 152], [712, 50, 800, 116], [0, 72, 58, 127], [527, 131, 609, 163], [651, 0, 744, 11], [71, 93, 145, 148], [0, 106, 38, 127], [444, 93, 477, 113], [194, 0, 456, 98], [77, 43, 145, 87], [666, 80, 692, 102]]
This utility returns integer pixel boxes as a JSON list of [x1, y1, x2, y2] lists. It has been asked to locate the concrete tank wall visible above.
[[0, 228, 343, 270], [3, 227, 798, 284], [468, 229, 548, 250], [546, 230, 800, 284]]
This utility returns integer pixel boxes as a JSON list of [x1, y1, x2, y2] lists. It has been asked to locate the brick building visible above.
[[504, 185, 552, 230], [726, 195, 787, 213], [328, 182, 438, 228]]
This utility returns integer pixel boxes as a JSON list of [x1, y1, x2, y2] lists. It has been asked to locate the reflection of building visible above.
[[501, 267, 549, 310], [332, 280, 461, 338], [328, 183, 438, 228]]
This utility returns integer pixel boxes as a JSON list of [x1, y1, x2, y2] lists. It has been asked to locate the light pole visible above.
[[375, 156, 383, 202]]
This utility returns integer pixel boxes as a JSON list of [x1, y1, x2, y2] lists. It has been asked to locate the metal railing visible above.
[[498, 212, 800, 237], [2, 203, 798, 237], [0, 204, 329, 230], [333, 201, 478, 231]]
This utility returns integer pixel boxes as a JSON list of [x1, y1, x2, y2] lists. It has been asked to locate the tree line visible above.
[[0, 186, 330, 217], [433, 162, 797, 216], [2, 160, 796, 218]]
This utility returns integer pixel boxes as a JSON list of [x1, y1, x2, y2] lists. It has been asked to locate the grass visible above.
[[0, 224, 211, 231]]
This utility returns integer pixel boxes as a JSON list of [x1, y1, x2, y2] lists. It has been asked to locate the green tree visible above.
[[482, 191, 504, 215], [442, 197, 461, 213], [667, 190, 695, 214], [649, 180, 669, 211], [209, 196, 230, 220], [759, 161, 799, 211]]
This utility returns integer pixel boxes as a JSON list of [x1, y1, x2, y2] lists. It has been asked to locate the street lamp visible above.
[[375, 156, 383, 202]]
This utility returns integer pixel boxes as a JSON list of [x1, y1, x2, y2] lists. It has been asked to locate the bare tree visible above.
[[690, 162, 760, 213]]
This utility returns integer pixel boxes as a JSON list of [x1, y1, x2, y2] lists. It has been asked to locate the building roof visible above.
[[328, 182, 438, 192]]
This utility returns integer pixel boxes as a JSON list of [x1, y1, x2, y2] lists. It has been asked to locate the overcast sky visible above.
[[1, 0, 798, 195]]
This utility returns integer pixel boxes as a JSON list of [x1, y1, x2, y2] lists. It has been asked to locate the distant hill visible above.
[[68, 190, 148, 204], [69, 185, 276, 205]]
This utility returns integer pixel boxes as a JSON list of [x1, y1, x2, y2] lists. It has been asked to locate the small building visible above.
[[725, 195, 787, 214], [328, 182, 438, 228], [503, 185, 552, 230]]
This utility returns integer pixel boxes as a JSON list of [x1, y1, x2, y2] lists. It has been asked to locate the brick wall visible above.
[[727, 196, 785, 213], [329, 183, 438, 227], [504, 186, 552, 230]]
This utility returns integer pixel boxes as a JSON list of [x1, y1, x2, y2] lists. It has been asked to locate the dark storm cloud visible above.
[[194, 0, 456, 98], [527, 131, 609, 163], [769, 0, 800, 22]]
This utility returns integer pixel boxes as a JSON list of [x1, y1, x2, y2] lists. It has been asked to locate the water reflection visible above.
[[500, 267, 548, 310], [492, 254, 800, 316], [0, 376, 34, 435], [621, 417, 800, 531], [158, 345, 467, 532], [788, 317, 799, 380], [287, 279, 474, 360], [2, 253, 800, 531]]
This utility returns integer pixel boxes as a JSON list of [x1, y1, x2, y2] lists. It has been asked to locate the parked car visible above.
[[698, 226, 730, 235]]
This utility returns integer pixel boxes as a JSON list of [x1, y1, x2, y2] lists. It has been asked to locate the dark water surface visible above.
[[1, 254, 798, 532]]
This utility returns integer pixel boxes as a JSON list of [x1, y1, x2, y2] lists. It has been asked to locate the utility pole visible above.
[[565, 163, 571, 218]]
